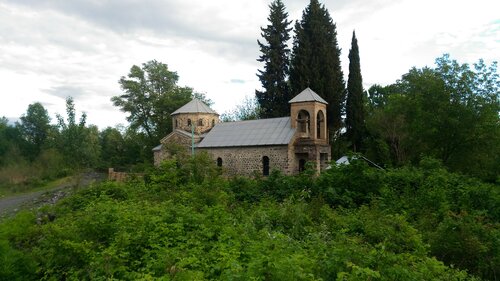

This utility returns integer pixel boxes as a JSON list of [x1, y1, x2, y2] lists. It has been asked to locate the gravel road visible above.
[[0, 172, 105, 217]]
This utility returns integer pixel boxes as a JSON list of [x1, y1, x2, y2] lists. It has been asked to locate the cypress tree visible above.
[[345, 31, 365, 151], [256, 0, 292, 118], [290, 0, 345, 136]]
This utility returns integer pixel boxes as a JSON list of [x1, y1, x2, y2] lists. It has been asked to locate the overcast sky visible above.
[[1, 0, 498, 128]]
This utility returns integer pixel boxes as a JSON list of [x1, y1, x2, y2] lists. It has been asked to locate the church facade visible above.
[[153, 88, 331, 176]]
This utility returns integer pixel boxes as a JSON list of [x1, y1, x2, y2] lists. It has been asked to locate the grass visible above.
[[0, 176, 74, 198]]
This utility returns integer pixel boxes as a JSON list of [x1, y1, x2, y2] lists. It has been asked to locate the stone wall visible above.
[[153, 149, 163, 166], [161, 132, 194, 151], [293, 143, 331, 172], [108, 168, 144, 182], [200, 145, 292, 176], [155, 131, 201, 165], [172, 113, 219, 134], [290, 101, 328, 143]]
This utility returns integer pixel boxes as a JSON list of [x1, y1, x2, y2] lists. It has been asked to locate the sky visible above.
[[1, 0, 499, 128]]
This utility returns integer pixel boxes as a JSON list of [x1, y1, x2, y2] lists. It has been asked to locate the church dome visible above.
[[171, 98, 218, 116]]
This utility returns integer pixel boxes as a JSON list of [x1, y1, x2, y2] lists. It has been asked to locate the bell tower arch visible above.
[[289, 88, 328, 143], [289, 87, 331, 174]]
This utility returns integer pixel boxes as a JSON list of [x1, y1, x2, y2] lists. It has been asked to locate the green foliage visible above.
[[1, 99, 100, 192], [1, 158, 495, 280], [365, 55, 499, 180], [0, 118, 25, 167], [0, 212, 38, 281], [55, 97, 100, 169], [98, 126, 144, 170], [345, 31, 366, 152], [256, 0, 292, 118], [430, 211, 500, 278], [220, 96, 261, 122], [112, 60, 194, 151], [377, 158, 500, 279], [290, 0, 345, 134], [18, 102, 51, 161], [316, 157, 384, 207]]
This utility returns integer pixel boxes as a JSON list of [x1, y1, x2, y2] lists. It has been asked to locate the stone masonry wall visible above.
[[155, 132, 199, 165], [200, 145, 291, 176], [173, 113, 219, 134], [153, 150, 163, 166]]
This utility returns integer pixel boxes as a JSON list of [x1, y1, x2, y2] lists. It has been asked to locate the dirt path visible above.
[[0, 172, 105, 217]]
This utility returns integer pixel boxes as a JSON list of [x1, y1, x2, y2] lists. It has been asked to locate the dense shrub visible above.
[[0, 157, 496, 280]]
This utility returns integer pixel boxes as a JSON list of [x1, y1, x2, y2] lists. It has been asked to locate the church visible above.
[[153, 88, 331, 176]]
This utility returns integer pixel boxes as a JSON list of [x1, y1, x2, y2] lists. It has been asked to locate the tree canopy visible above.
[[256, 0, 292, 118], [55, 97, 100, 168], [18, 102, 51, 160], [112, 60, 193, 149], [366, 54, 499, 180], [345, 31, 366, 152], [290, 0, 345, 135]]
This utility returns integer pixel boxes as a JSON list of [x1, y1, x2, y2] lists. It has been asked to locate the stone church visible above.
[[153, 88, 331, 176]]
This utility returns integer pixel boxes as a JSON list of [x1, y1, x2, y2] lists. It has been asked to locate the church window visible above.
[[262, 156, 270, 176], [217, 157, 223, 167], [198, 119, 203, 126], [317, 110, 325, 139], [175, 118, 178, 128], [212, 119, 215, 127], [297, 110, 310, 134], [187, 119, 192, 126]]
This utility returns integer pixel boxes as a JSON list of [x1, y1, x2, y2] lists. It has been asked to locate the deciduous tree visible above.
[[221, 96, 261, 122], [19, 102, 51, 160], [56, 97, 100, 168], [365, 55, 499, 180], [112, 60, 193, 148]]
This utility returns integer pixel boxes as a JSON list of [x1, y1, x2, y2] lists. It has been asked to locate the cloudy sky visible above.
[[1, 0, 498, 128]]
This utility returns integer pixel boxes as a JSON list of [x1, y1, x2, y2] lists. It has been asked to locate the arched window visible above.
[[317, 110, 325, 139], [217, 157, 223, 167], [175, 118, 178, 128], [262, 156, 270, 176], [187, 119, 192, 126], [198, 119, 203, 126], [297, 110, 310, 134], [212, 119, 215, 127]]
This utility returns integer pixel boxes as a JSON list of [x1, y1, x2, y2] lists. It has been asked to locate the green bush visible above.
[[0, 159, 495, 280]]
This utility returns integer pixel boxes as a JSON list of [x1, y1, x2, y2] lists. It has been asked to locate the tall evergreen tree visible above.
[[345, 31, 365, 151], [290, 0, 345, 136], [256, 0, 292, 118]]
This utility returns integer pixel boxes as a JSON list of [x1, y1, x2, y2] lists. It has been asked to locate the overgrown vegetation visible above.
[[0, 154, 497, 280], [1, 1, 497, 278], [0, 100, 143, 196], [365, 55, 499, 181]]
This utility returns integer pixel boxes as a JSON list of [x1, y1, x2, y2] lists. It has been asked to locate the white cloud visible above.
[[0, 0, 498, 128]]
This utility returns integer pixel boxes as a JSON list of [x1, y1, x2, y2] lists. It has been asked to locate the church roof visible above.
[[197, 117, 295, 148], [171, 98, 218, 116], [289, 87, 328, 104]]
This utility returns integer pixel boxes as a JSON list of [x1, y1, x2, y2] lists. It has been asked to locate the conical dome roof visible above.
[[288, 87, 328, 104], [171, 98, 218, 116]]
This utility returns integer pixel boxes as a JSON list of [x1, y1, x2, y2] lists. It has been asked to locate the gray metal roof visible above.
[[289, 87, 328, 104], [152, 144, 162, 151], [171, 98, 218, 116], [197, 117, 295, 148]]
